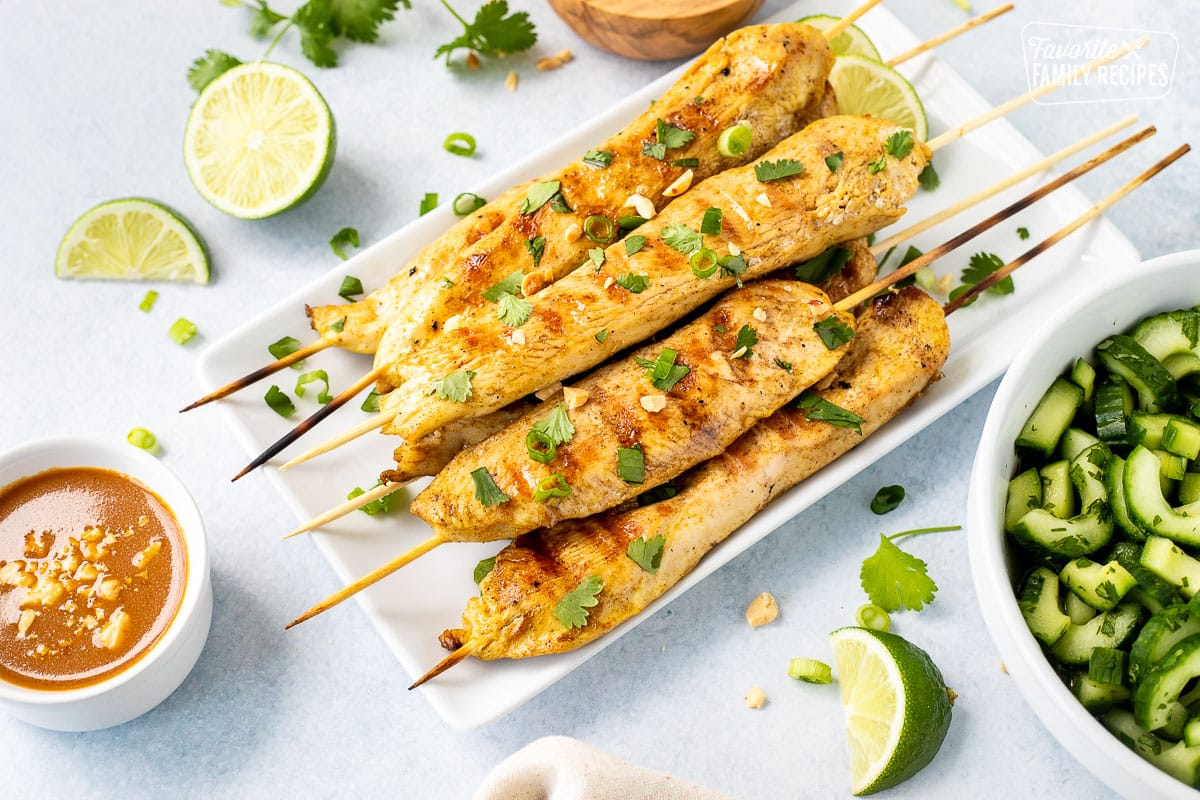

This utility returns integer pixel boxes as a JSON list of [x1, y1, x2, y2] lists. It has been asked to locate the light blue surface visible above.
[[0, 1, 1196, 797]]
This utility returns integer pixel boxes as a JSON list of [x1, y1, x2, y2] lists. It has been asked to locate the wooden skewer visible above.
[[180, 340, 331, 412], [285, 535, 444, 629], [870, 116, 1139, 256], [282, 480, 408, 539], [279, 411, 390, 471], [927, 36, 1149, 152], [231, 368, 384, 481], [886, 3, 1014, 67], [945, 144, 1192, 314], [821, 0, 886, 41], [409, 641, 480, 690], [835, 124, 1157, 312]]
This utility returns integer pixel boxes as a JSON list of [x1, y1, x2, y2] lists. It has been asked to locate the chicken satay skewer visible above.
[[413, 145, 1190, 685], [279, 123, 1156, 538], [283, 140, 1140, 629]]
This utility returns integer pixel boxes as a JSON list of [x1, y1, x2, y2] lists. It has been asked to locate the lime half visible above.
[[829, 627, 952, 795], [184, 61, 335, 219], [799, 15, 882, 61], [828, 55, 928, 142], [55, 198, 209, 283]]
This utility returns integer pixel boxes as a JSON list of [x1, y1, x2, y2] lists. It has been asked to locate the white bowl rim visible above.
[[0, 434, 209, 706], [968, 248, 1200, 799]]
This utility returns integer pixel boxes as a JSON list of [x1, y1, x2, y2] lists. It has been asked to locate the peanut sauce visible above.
[[0, 467, 185, 690]]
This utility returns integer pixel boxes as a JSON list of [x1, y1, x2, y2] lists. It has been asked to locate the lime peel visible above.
[[827, 54, 929, 142], [799, 15, 882, 62]]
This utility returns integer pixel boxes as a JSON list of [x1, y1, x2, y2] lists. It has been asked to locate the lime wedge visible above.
[[799, 15, 882, 61], [828, 55, 928, 142], [829, 627, 952, 795], [184, 62, 335, 219], [55, 198, 209, 284]]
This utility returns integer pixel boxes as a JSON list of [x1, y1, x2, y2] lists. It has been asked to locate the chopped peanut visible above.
[[24, 531, 52, 559], [662, 169, 694, 198], [466, 51, 481, 70], [603, 276, 615, 290], [563, 386, 589, 410], [505, 71, 519, 92], [73, 562, 99, 583], [744, 687, 767, 709], [730, 346, 748, 360], [934, 273, 955, 296], [92, 608, 130, 651], [95, 577, 123, 602], [752, 307, 767, 322], [625, 194, 656, 220], [640, 395, 667, 413], [536, 49, 574, 71], [510, 329, 527, 346], [564, 223, 582, 243], [132, 538, 162, 569], [755, 192, 772, 208], [22, 575, 65, 609], [0, 561, 26, 587], [17, 609, 36, 637], [745, 592, 779, 627], [727, 242, 741, 256]]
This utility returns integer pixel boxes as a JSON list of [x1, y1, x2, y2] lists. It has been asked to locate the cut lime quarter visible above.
[[55, 198, 209, 284], [799, 15, 882, 62], [828, 55, 928, 142], [829, 627, 952, 795], [184, 61, 335, 220]]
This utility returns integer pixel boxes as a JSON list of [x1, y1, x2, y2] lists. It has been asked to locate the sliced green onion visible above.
[[787, 657, 833, 684], [329, 317, 346, 332], [138, 290, 158, 313], [264, 385, 295, 418], [168, 318, 198, 345], [583, 214, 615, 244], [419, 192, 438, 216], [533, 473, 573, 502], [268, 336, 305, 370], [295, 370, 332, 404], [700, 207, 722, 236], [338, 275, 364, 301], [595, 329, 609, 343], [443, 131, 477, 157], [855, 603, 891, 632], [870, 485, 905, 515], [329, 227, 359, 260], [690, 248, 719, 279], [914, 266, 936, 291], [126, 428, 159, 456], [717, 122, 752, 157], [526, 429, 557, 463], [617, 215, 647, 230], [361, 390, 380, 413], [452, 192, 487, 216]]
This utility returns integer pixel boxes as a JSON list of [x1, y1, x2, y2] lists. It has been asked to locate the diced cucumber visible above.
[[1095, 377, 1133, 445], [1129, 604, 1200, 683], [1017, 377, 1085, 456], [1162, 701, 1190, 741], [1071, 357, 1097, 402], [1134, 634, 1200, 731], [1129, 412, 1179, 449], [1103, 708, 1200, 784], [1164, 418, 1200, 460], [1181, 473, 1200, 505], [1088, 646, 1128, 686], [1040, 460, 1077, 520], [1049, 603, 1144, 665], [1012, 445, 1113, 557], [1110, 540, 1184, 608], [1105, 456, 1147, 541], [1061, 427, 1102, 462], [1128, 586, 1171, 616], [1097, 335, 1180, 413], [1126, 447, 1200, 548], [1132, 310, 1200, 362], [1185, 715, 1200, 748], [1065, 589, 1098, 625], [1140, 536, 1200, 598], [1075, 673, 1131, 713], [1018, 566, 1071, 647], [1004, 468, 1042, 533], [1061, 558, 1138, 611], [1165, 352, 1200, 381]]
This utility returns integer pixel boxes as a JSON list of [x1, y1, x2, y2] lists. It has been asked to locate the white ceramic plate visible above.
[[968, 250, 1200, 800], [197, 1, 1140, 729]]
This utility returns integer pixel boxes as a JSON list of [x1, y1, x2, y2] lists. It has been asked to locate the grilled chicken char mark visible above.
[[440, 287, 950, 660], [409, 280, 854, 543], [309, 23, 834, 357], [380, 115, 930, 442]]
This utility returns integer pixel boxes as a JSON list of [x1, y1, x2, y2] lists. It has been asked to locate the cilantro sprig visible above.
[[948, 251, 1014, 307], [860, 526, 959, 612], [627, 535, 666, 574], [755, 159, 805, 182], [643, 119, 696, 160], [428, 370, 476, 403], [554, 575, 604, 628], [434, 0, 537, 66]]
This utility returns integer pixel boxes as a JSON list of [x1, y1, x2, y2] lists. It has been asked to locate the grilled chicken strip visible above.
[[308, 23, 833, 356], [438, 286, 950, 661], [409, 280, 854, 542], [379, 115, 930, 442], [379, 236, 877, 485]]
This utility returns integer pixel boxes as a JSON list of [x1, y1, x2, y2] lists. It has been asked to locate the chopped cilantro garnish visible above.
[[625, 235, 647, 256], [627, 534, 666, 573], [427, 370, 476, 403], [419, 192, 438, 216], [616, 273, 649, 293], [670, 157, 699, 168], [497, 293, 533, 327], [617, 444, 645, 484], [617, 215, 647, 230], [774, 358, 793, 373], [549, 193, 573, 214], [754, 159, 805, 182], [361, 390, 381, 412], [553, 574, 603, 628], [526, 236, 546, 269], [918, 161, 940, 191], [813, 316, 854, 349], [634, 348, 690, 392], [948, 251, 1013, 306], [595, 329, 609, 343], [719, 253, 747, 285], [346, 481, 402, 516], [469, 466, 510, 507], [588, 247, 605, 268], [483, 270, 524, 302], [824, 152, 844, 173], [637, 481, 677, 506], [733, 325, 758, 359], [700, 207, 723, 236], [329, 316, 346, 332], [1017, 226, 1030, 240], [868, 153, 889, 174], [643, 119, 697, 160], [794, 246, 852, 283], [473, 556, 496, 586], [583, 149, 614, 168], [268, 335, 305, 369], [434, 0, 537, 66], [532, 403, 575, 445], [660, 223, 702, 255], [264, 384, 295, 418], [794, 391, 864, 434], [884, 130, 915, 159], [520, 180, 561, 214]]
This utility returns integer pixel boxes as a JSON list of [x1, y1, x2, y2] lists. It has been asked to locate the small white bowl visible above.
[[968, 249, 1200, 799], [0, 436, 212, 731]]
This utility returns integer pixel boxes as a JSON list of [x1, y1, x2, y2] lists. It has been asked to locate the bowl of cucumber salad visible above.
[[969, 249, 1200, 799]]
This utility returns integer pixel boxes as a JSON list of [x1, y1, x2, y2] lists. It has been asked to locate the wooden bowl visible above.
[[547, 0, 767, 61]]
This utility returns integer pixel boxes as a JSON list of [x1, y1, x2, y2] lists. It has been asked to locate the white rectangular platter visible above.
[[197, 1, 1140, 729]]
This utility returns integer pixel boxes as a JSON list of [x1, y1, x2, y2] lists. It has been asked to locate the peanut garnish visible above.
[[662, 169, 694, 198], [466, 51, 481, 70], [17, 609, 36, 637], [505, 70, 519, 92], [745, 592, 779, 627], [752, 307, 767, 322], [640, 394, 667, 413], [563, 386, 589, 410], [510, 329, 527, 346], [625, 194, 656, 220], [132, 539, 162, 569], [24, 531, 51, 559], [564, 223, 582, 243], [744, 687, 767, 709], [93, 608, 130, 651], [755, 192, 772, 208], [536, 49, 574, 71], [95, 577, 123, 602]]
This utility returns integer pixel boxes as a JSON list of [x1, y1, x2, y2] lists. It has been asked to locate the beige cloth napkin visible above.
[[475, 736, 735, 800]]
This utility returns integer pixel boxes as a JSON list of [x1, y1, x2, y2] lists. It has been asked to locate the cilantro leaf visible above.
[[329, 316, 346, 332], [794, 246, 852, 283], [774, 358, 793, 372], [794, 391, 864, 434], [434, 0, 537, 64], [470, 466, 510, 507], [588, 247, 605, 268], [346, 480, 402, 516], [700, 207, 723, 236], [268, 335, 306, 369], [814, 316, 854, 349], [419, 192, 439, 216], [428, 370, 476, 403], [918, 161, 940, 191], [1017, 226, 1030, 240], [496, 293, 533, 327], [885, 130, 915, 159], [616, 445, 645, 484], [188, 49, 242, 93], [719, 253, 747, 284], [264, 385, 295, 418], [361, 389, 380, 412], [330, 227, 360, 260], [583, 149, 614, 168], [526, 236, 545, 269], [643, 119, 695, 160], [520, 181, 560, 215], [553, 574, 604, 628], [321, 0, 405, 43], [660, 223, 702, 255], [247, 1, 289, 37], [860, 534, 937, 612], [868, 153, 888, 174], [483, 270, 524, 302], [294, 2, 340, 67], [625, 235, 647, 256], [755, 159, 805, 182], [595, 329, 609, 343], [616, 273, 650, 293], [824, 151, 844, 173], [634, 348, 690, 391], [733, 325, 757, 359], [949, 251, 1013, 306], [473, 555, 496, 586], [532, 403, 575, 445], [627, 535, 666, 574], [637, 481, 676, 506]]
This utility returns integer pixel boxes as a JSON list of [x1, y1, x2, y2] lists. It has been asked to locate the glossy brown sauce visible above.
[[0, 467, 186, 690]]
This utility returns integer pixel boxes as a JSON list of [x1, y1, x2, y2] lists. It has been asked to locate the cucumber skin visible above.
[[1134, 634, 1200, 731], [1129, 604, 1200, 684]]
